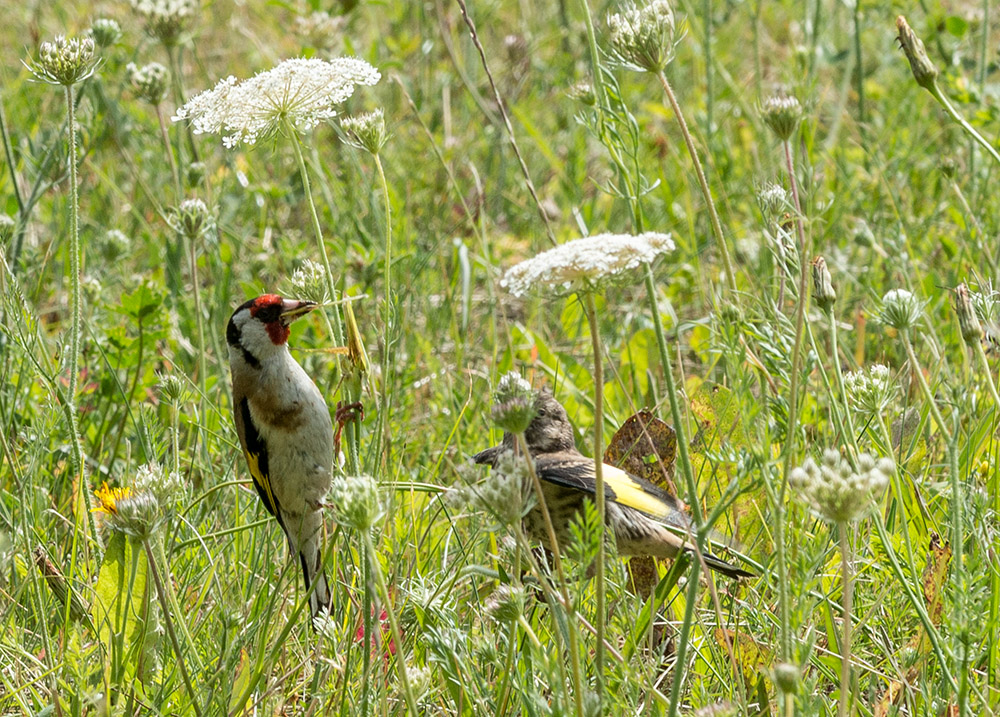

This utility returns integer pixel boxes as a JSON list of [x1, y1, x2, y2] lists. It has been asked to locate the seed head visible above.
[[843, 364, 896, 416], [89, 19, 122, 48], [761, 94, 802, 141], [954, 283, 983, 345], [169, 198, 212, 239], [134, 462, 186, 508], [896, 16, 938, 92], [811, 256, 836, 311], [127, 62, 170, 105], [501, 231, 674, 297], [789, 449, 892, 524], [329, 474, 383, 531], [341, 108, 389, 156], [878, 288, 923, 331], [27, 35, 99, 86], [173, 57, 380, 148], [607, 0, 677, 74]]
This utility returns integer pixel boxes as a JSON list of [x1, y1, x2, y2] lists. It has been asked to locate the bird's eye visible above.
[[256, 304, 281, 323]]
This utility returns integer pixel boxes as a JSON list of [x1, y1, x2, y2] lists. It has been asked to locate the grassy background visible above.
[[1, 0, 999, 714]]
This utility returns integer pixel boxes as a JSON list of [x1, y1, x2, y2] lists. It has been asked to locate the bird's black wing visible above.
[[236, 397, 285, 529], [533, 452, 691, 530]]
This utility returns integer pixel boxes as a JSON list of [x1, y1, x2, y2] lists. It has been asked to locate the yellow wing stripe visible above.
[[245, 450, 278, 515], [601, 463, 673, 518]]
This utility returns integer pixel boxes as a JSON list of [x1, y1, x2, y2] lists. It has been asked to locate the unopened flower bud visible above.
[[492, 372, 537, 433], [329, 474, 383, 531], [186, 161, 206, 186], [896, 16, 938, 91], [567, 81, 596, 106], [170, 197, 211, 239], [878, 288, 923, 331], [811, 255, 836, 311], [772, 662, 801, 695], [954, 283, 983, 345], [127, 61, 170, 105], [29, 35, 99, 86], [485, 583, 525, 623], [761, 94, 802, 141], [89, 19, 122, 48], [607, 0, 677, 74], [341, 109, 388, 156]]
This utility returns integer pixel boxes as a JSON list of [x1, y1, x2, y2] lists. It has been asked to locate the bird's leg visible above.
[[333, 400, 365, 457]]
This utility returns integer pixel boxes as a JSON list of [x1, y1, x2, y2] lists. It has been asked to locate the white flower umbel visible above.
[[131, 0, 198, 46], [843, 364, 896, 416], [790, 450, 892, 524], [501, 231, 674, 297], [173, 57, 381, 147], [329, 474, 383, 531]]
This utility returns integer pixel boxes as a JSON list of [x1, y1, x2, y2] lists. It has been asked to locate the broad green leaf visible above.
[[91, 532, 149, 685]]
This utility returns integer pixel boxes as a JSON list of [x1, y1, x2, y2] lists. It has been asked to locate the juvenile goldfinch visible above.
[[227, 294, 334, 618], [474, 391, 752, 579]]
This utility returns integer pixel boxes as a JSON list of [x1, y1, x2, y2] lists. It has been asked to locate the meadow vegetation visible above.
[[1, 0, 999, 714]]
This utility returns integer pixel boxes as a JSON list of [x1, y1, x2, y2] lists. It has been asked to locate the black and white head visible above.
[[226, 294, 317, 369]]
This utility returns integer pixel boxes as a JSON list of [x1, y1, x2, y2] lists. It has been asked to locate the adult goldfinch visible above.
[[227, 294, 334, 618], [474, 391, 752, 579]]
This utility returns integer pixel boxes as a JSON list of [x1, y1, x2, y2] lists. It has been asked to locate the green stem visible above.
[[827, 306, 859, 455], [156, 104, 181, 200], [374, 152, 392, 475], [515, 432, 585, 717], [361, 530, 418, 716], [288, 128, 345, 347], [838, 522, 853, 717], [655, 70, 737, 296], [667, 560, 702, 716], [900, 331, 966, 713], [186, 229, 207, 415], [875, 414, 917, 571], [143, 538, 203, 717], [928, 82, 1000, 167], [581, 292, 606, 699], [973, 342, 1000, 693], [776, 136, 808, 664], [63, 84, 99, 548]]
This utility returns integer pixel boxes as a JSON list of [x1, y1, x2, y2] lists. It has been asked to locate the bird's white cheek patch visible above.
[[602, 463, 670, 517]]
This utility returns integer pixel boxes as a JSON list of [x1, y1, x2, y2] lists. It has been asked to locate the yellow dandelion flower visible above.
[[93, 482, 131, 515]]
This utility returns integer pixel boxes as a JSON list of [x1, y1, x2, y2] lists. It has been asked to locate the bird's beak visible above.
[[279, 299, 318, 325]]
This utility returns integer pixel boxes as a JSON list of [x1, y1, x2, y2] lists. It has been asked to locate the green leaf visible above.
[[944, 15, 968, 37], [92, 532, 149, 685]]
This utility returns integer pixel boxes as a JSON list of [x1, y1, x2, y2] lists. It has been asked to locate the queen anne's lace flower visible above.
[[790, 450, 892, 523], [607, 0, 677, 73], [501, 232, 674, 297], [131, 0, 198, 46], [27, 35, 98, 86], [173, 57, 380, 148]]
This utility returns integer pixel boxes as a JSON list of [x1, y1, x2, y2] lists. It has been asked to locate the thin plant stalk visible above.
[[972, 339, 1000, 695], [156, 103, 181, 199], [838, 521, 853, 717], [655, 70, 737, 296], [287, 126, 345, 347], [900, 330, 967, 715], [515, 432, 586, 717], [455, 0, 557, 247], [143, 538, 203, 717], [873, 414, 917, 570], [925, 81, 1000, 167], [187, 231, 207, 406], [827, 306, 858, 455], [360, 529, 418, 716], [776, 135, 810, 667], [374, 151, 393, 472], [62, 84, 99, 547], [581, 292, 606, 698]]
